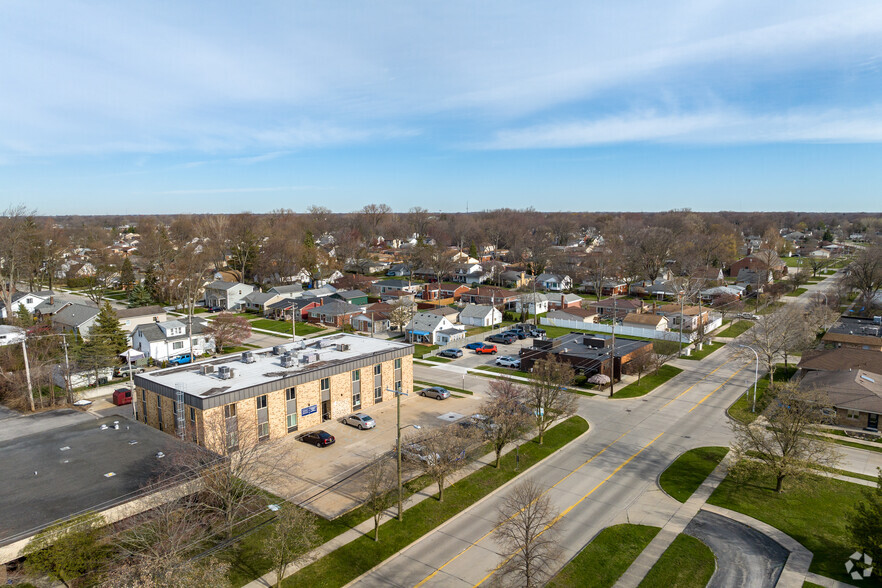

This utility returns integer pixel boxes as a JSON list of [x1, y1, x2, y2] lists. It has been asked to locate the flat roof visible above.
[[0, 414, 193, 546], [135, 333, 413, 409], [826, 316, 882, 338]]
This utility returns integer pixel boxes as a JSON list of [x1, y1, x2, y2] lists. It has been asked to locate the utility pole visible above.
[[609, 296, 616, 397], [678, 289, 685, 357], [21, 338, 34, 412], [61, 334, 73, 404]]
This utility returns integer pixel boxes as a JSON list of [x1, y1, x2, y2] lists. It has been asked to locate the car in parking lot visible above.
[[438, 348, 463, 359], [419, 386, 450, 400], [344, 413, 376, 429], [298, 430, 336, 447], [501, 330, 526, 340], [456, 413, 497, 438], [486, 333, 516, 345], [495, 356, 521, 368], [463, 342, 485, 350], [474, 344, 498, 355], [114, 365, 146, 377]]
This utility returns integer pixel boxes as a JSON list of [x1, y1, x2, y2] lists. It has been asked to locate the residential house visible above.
[[699, 285, 746, 302], [306, 299, 363, 328], [351, 312, 390, 334], [534, 273, 573, 292], [0, 290, 55, 320], [807, 249, 832, 259], [735, 268, 772, 290], [728, 250, 787, 279], [499, 270, 530, 289], [332, 290, 369, 305], [242, 291, 285, 314], [544, 308, 598, 325], [426, 306, 460, 324], [405, 312, 466, 345], [117, 306, 168, 340], [518, 333, 652, 380], [692, 267, 726, 284], [422, 282, 469, 302], [459, 304, 503, 327], [452, 263, 485, 284], [589, 298, 647, 318], [131, 319, 215, 363], [581, 280, 628, 297], [655, 304, 709, 331], [514, 292, 549, 315], [451, 251, 480, 264], [798, 348, 882, 375], [822, 317, 882, 351], [380, 290, 417, 304], [370, 279, 422, 296], [623, 313, 669, 331], [310, 270, 344, 288], [0, 325, 26, 346], [52, 303, 100, 338], [460, 286, 519, 307], [798, 369, 882, 430], [386, 263, 412, 277], [267, 283, 305, 297], [266, 297, 323, 321], [548, 293, 584, 310], [203, 281, 255, 310]]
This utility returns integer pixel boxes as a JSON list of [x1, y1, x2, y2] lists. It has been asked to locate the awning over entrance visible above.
[[409, 330, 431, 336]]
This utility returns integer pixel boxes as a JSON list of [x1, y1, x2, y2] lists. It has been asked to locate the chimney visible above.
[[561, 294, 566, 308]]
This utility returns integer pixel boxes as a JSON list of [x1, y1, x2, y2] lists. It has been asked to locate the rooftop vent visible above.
[[874, 316, 881, 325], [272, 345, 287, 355], [218, 365, 233, 380], [241, 351, 256, 363]]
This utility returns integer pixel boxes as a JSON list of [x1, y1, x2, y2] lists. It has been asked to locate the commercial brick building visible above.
[[133, 334, 414, 453]]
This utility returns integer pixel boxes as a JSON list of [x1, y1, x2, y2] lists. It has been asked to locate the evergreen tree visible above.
[[119, 257, 136, 289], [15, 303, 34, 327], [24, 512, 109, 587], [127, 284, 154, 308], [469, 241, 478, 259], [91, 302, 128, 355]]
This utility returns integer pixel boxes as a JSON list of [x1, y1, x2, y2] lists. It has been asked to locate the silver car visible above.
[[344, 413, 376, 430], [419, 387, 450, 400]]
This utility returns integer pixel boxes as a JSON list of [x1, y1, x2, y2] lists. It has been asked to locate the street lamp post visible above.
[[388, 386, 420, 521], [738, 344, 760, 413]]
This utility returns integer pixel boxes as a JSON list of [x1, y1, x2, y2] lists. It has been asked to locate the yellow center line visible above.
[[660, 356, 735, 409], [687, 364, 748, 413], [472, 432, 666, 588]]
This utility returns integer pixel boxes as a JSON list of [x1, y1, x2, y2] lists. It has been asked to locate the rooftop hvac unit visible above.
[[218, 366, 232, 380], [272, 345, 286, 355], [336, 343, 351, 352], [280, 355, 297, 368], [200, 365, 216, 375], [241, 351, 256, 363], [874, 316, 881, 325]]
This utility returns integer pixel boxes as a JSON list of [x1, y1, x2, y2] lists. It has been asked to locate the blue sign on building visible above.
[[301, 404, 318, 417]]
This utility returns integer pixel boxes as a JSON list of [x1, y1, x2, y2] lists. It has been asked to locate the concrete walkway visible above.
[[615, 454, 733, 588]]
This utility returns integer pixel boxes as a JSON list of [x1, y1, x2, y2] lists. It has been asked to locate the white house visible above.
[[131, 319, 215, 362], [514, 292, 549, 315], [203, 281, 255, 310], [622, 313, 669, 331], [405, 312, 466, 345], [535, 273, 573, 292], [242, 291, 284, 313], [459, 304, 503, 327], [0, 290, 54, 320]]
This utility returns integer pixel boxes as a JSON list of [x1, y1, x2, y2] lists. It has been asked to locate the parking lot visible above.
[[434, 335, 540, 371], [253, 386, 486, 518]]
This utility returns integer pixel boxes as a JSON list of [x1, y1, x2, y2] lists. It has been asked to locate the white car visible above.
[[344, 413, 376, 430], [495, 356, 521, 368]]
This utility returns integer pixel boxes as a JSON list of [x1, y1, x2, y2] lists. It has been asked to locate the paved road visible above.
[[685, 510, 788, 588], [352, 343, 755, 587]]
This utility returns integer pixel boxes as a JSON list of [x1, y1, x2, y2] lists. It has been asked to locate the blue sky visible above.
[[2, 1, 882, 214]]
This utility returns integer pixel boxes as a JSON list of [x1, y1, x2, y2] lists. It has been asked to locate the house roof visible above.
[[243, 291, 280, 305], [554, 293, 583, 304], [52, 303, 100, 328], [799, 348, 882, 373], [555, 307, 597, 319], [376, 279, 414, 288], [438, 327, 466, 336], [800, 369, 882, 413], [307, 299, 361, 317], [535, 273, 567, 283], [335, 289, 367, 300], [519, 292, 549, 303], [623, 313, 667, 326], [206, 280, 247, 291], [268, 284, 304, 295], [116, 305, 166, 319], [34, 299, 71, 315], [134, 319, 210, 343], [657, 304, 706, 316], [590, 298, 644, 311], [11, 290, 53, 303], [427, 306, 459, 317], [407, 312, 448, 332], [460, 304, 498, 319], [463, 286, 518, 300]]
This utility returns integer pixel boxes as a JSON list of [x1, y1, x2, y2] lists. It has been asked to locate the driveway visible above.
[[685, 510, 788, 588], [253, 390, 486, 518]]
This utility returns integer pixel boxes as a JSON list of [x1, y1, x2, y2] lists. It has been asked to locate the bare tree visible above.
[[388, 299, 416, 333], [493, 479, 562, 588], [583, 246, 621, 301], [403, 427, 479, 501], [731, 382, 840, 492], [362, 457, 397, 541], [205, 312, 252, 354], [846, 246, 882, 306], [103, 555, 230, 588], [738, 312, 790, 384], [525, 356, 577, 444], [481, 379, 532, 468], [632, 226, 675, 282], [622, 351, 653, 385], [0, 205, 37, 320], [266, 503, 319, 588]]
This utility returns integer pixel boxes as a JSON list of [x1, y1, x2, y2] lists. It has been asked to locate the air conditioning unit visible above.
[[218, 366, 232, 380], [201, 365, 216, 375], [241, 351, 256, 363], [280, 355, 296, 368], [272, 345, 286, 355], [336, 343, 351, 352]]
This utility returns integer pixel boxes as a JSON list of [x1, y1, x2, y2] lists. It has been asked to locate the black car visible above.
[[501, 330, 527, 340], [486, 333, 516, 345], [299, 430, 336, 447], [438, 348, 463, 359]]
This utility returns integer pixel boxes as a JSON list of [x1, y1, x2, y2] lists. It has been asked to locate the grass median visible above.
[[281, 416, 589, 588], [681, 341, 725, 360], [612, 365, 682, 399], [659, 447, 728, 502], [638, 533, 715, 588], [786, 287, 808, 297], [549, 523, 660, 588]]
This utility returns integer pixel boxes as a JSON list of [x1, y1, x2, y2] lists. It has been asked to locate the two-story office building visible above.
[[133, 334, 414, 453]]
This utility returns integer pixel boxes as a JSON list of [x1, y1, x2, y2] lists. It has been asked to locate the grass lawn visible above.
[[682, 341, 725, 361], [612, 365, 682, 399], [784, 257, 804, 267], [708, 469, 872, 584], [716, 320, 753, 338], [638, 533, 716, 588], [659, 447, 729, 502], [218, 345, 262, 355], [412, 344, 438, 359], [281, 417, 589, 588], [757, 301, 786, 315], [806, 434, 882, 455], [548, 524, 661, 588], [786, 288, 809, 297], [250, 319, 324, 336], [728, 364, 798, 424], [421, 356, 452, 363], [474, 365, 523, 377], [540, 325, 650, 342], [413, 380, 473, 395]]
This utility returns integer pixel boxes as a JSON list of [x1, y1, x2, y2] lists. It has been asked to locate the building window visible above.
[[189, 407, 196, 423], [258, 422, 269, 440], [157, 396, 163, 425], [256, 395, 268, 410], [321, 377, 330, 392], [395, 358, 402, 369], [395, 380, 402, 392], [848, 409, 860, 419], [172, 341, 184, 350], [227, 431, 238, 450], [224, 404, 237, 418], [373, 364, 383, 403], [375, 385, 382, 403], [374, 364, 381, 376], [352, 369, 360, 382]]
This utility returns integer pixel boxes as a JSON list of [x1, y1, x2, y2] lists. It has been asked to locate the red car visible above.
[[475, 344, 498, 355], [112, 388, 133, 406]]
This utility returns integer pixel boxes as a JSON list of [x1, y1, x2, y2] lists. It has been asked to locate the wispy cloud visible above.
[[155, 186, 323, 195], [477, 106, 882, 149]]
